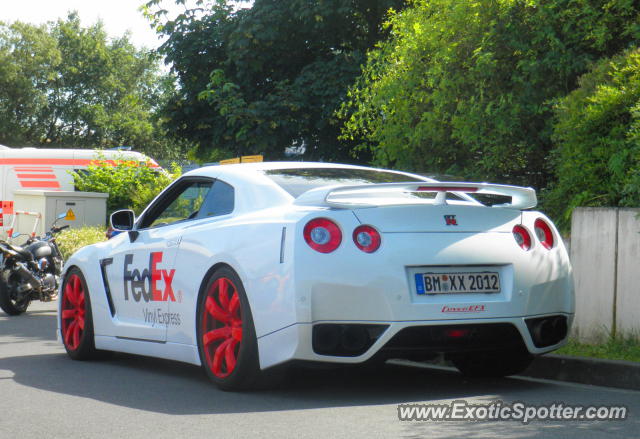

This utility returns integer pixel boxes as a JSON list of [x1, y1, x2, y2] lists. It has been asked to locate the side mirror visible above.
[[110, 209, 135, 231]]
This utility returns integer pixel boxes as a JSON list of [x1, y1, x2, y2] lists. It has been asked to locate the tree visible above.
[[547, 48, 640, 227], [0, 21, 60, 144], [0, 14, 187, 160], [340, 0, 640, 192], [146, 0, 405, 162]]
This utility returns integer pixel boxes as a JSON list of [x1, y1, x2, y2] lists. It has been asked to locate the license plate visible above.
[[415, 272, 500, 295]]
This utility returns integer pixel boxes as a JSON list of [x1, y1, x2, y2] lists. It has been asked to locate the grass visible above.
[[556, 337, 640, 362]]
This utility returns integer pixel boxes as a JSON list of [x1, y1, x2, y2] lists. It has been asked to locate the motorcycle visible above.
[[0, 213, 69, 315]]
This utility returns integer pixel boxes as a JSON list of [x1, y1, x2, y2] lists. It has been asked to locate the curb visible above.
[[519, 354, 640, 391]]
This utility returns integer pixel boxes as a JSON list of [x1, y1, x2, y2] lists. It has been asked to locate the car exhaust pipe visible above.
[[313, 325, 341, 354], [312, 324, 388, 357], [341, 326, 369, 353], [526, 315, 568, 348]]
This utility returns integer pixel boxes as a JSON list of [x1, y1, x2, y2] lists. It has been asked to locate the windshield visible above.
[[264, 168, 425, 197]]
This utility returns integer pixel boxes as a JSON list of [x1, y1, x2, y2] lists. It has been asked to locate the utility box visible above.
[[12, 190, 108, 236]]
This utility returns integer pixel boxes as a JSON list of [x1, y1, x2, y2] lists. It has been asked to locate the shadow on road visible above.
[[0, 350, 556, 415], [2, 306, 638, 438], [0, 306, 57, 344]]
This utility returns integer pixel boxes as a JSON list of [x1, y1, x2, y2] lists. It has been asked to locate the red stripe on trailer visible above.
[[0, 158, 92, 166], [17, 173, 57, 179], [0, 158, 159, 167], [14, 167, 54, 172], [20, 180, 61, 188]]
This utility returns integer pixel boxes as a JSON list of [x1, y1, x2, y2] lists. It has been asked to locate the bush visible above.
[[340, 0, 640, 193], [547, 47, 640, 228], [71, 155, 181, 215], [129, 162, 182, 214], [56, 226, 107, 260]]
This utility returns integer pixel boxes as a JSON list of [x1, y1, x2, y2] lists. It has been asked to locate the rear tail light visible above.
[[353, 225, 381, 253], [534, 218, 554, 249], [304, 218, 342, 253], [512, 225, 531, 251], [445, 329, 470, 338]]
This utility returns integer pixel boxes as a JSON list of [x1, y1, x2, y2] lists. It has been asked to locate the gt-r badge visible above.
[[444, 214, 458, 226]]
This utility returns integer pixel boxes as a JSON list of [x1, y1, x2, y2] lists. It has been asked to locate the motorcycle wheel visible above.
[[0, 278, 30, 316]]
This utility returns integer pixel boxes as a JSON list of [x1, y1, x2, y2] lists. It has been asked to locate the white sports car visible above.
[[58, 162, 574, 390]]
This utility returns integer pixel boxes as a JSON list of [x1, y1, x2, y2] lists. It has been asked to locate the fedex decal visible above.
[[123, 252, 176, 302]]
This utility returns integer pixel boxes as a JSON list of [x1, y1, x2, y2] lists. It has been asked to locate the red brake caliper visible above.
[[61, 274, 85, 351], [202, 278, 243, 378]]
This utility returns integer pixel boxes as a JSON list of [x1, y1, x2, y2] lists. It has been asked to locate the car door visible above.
[[103, 177, 214, 342], [165, 178, 236, 345]]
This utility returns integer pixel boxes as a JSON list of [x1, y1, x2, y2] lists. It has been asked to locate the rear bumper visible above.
[[253, 229, 574, 369], [256, 313, 574, 369], [291, 231, 574, 321]]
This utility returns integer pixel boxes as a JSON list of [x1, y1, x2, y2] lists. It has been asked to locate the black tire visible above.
[[0, 278, 30, 315], [451, 347, 534, 378], [60, 268, 98, 360], [196, 266, 261, 391]]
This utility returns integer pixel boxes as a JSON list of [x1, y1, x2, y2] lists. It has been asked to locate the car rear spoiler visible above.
[[293, 182, 537, 210]]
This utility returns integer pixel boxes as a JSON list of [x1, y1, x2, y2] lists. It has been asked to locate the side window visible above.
[[148, 180, 213, 228], [196, 180, 234, 219]]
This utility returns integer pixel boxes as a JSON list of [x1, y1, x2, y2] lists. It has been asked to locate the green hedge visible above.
[[547, 47, 640, 228], [56, 226, 107, 260], [71, 156, 181, 216]]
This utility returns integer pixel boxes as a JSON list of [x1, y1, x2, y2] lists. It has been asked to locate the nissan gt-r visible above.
[[58, 162, 574, 390]]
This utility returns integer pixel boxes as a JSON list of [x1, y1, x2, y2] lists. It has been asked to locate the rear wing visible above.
[[293, 182, 537, 210]]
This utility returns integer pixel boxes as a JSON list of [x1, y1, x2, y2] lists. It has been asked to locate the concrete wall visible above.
[[571, 207, 640, 342], [616, 209, 640, 337]]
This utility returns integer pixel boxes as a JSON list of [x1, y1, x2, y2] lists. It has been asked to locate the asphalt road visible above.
[[1, 301, 638, 439]]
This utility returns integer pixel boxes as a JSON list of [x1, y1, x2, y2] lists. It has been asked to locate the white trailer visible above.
[[0, 144, 158, 234]]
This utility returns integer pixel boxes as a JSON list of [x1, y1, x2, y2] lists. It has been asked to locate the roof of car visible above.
[[179, 161, 432, 213], [185, 161, 417, 179], [218, 161, 380, 170]]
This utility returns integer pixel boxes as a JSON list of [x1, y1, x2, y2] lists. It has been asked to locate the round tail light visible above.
[[304, 218, 342, 253], [534, 218, 554, 249], [513, 225, 532, 251], [353, 225, 381, 253]]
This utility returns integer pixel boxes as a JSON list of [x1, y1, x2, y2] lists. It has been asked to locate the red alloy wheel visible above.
[[61, 274, 86, 351], [201, 277, 243, 379]]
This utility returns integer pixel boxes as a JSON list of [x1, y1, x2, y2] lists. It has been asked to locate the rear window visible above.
[[264, 168, 424, 197]]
